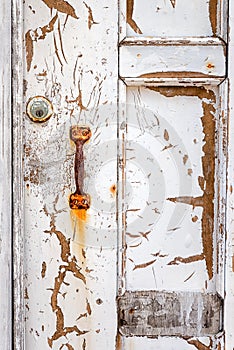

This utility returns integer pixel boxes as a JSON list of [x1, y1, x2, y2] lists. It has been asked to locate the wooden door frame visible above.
[[12, 0, 24, 349], [0, 0, 233, 349], [0, 1, 12, 349]]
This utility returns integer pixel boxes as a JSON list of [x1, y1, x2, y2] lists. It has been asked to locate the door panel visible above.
[[125, 0, 226, 38], [24, 0, 118, 348], [117, 0, 227, 349], [124, 86, 219, 291]]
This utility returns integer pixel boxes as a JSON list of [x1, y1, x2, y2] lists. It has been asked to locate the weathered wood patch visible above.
[[118, 291, 223, 337]]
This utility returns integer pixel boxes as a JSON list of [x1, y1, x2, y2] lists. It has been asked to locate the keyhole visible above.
[[26, 96, 53, 123], [35, 109, 44, 118]]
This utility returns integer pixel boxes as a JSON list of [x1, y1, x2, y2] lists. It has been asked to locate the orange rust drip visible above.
[[209, 0, 218, 36], [70, 209, 88, 261], [148, 87, 216, 280], [126, 0, 142, 34], [110, 184, 117, 196]]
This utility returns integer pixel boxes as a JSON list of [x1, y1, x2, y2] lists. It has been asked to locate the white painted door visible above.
[[14, 0, 231, 349]]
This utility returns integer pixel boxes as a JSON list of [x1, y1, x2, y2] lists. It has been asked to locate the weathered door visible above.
[[11, 0, 233, 349]]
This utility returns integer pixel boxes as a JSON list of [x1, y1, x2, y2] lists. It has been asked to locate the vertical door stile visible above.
[[12, 0, 25, 349], [0, 1, 12, 349], [225, 0, 234, 348]]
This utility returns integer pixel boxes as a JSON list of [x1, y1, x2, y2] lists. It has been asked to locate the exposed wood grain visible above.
[[126, 0, 142, 34], [0, 1, 12, 349], [42, 0, 78, 19]]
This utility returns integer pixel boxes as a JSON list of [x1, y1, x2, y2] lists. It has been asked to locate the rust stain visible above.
[[24, 168, 40, 185], [133, 259, 156, 270], [127, 0, 143, 34], [110, 184, 117, 196], [206, 62, 215, 69], [25, 14, 58, 71], [148, 87, 216, 280], [41, 261, 47, 278], [192, 215, 198, 223], [42, 0, 78, 19], [83, 2, 98, 29], [69, 126, 91, 210], [82, 339, 87, 350], [209, 0, 218, 36], [70, 209, 88, 264], [43, 204, 87, 348]]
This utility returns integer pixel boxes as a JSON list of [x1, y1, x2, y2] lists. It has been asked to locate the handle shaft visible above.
[[69, 125, 91, 210]]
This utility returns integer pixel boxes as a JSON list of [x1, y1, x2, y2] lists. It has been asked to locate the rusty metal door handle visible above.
[[69, 125, 91, 210]]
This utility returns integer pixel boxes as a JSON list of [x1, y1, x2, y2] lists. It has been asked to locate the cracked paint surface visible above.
[[23, 0, 226, 349], [24, 0, 118, 348], [126, 0, 217, 37]]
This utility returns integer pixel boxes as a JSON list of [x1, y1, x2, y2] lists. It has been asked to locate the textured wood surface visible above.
[[118, 291, 223, 337], [0, 2, 12, 349]]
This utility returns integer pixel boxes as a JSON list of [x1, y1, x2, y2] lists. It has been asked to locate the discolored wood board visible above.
[[118, 291, 223, 337]]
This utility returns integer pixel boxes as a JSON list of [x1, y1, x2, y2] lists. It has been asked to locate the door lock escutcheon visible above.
[[26, 96, 53, 123], [70, 125, 91, 210]]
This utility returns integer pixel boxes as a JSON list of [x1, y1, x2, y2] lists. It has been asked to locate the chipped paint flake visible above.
[[127, 0, 142, 34], [25, 14, 58, 71], [43, 205, 87, 347], [41, 0, 78, 19], [83, 2, 98, 29]]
